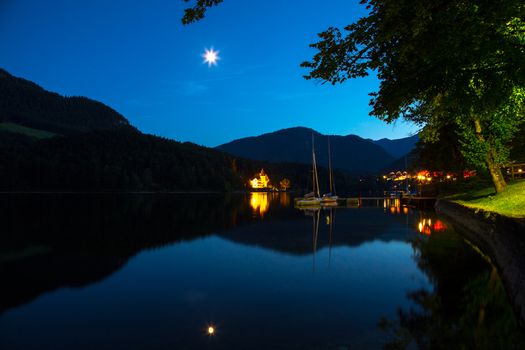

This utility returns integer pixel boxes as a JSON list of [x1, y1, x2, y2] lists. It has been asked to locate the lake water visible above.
[[0, 193, 523, 349]]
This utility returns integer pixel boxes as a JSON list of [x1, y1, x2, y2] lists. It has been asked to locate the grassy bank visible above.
[[447, 179, 525, 218]]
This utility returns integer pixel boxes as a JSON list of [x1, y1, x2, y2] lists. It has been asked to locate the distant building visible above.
[[250, 169, 270, 189], [279, 178, 291, 190]]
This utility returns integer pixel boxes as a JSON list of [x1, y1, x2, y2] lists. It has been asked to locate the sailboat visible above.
[[321, 137, 338, 206], [295, 135, 321, 207]]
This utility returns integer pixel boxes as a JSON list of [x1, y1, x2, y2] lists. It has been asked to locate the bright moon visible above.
[[202, 48, 220, 67]]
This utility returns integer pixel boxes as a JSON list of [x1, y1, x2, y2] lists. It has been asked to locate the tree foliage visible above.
[[181, 0, 223, 24], [414, 123, 467, 174], [302, 0, 525, 192], [302, 1, 524, 119]]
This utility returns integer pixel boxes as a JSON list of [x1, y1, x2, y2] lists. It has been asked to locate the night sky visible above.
[[0, 0, 418, 146]]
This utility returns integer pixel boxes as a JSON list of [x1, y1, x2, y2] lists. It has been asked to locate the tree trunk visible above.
[[487, 153, 507, 193], [474, 118, 507, 193]]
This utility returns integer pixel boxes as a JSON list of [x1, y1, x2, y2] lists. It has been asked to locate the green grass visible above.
[[448, 179, 525, 218], [0, 122, 55, 139]]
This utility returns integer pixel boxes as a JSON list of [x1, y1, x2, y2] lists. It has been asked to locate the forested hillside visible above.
[[0, 69, 385, 193], [0, 129, 367, 193], [0, 69, 134, 135]]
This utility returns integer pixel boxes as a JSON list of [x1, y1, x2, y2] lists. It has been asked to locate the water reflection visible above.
[[0, 193, 522, 349], [248, 192, 291, 218], [249, 192, 270, 217], [418, 218, 447, 236], [301, 208, 321, 271], [380, 221, 524, 349], [279, 192, 291, 207], [383, 198, 401, 213], [325, 208, 336, 267], [0, 193, 255, 314], [380, 198, 413, 216]]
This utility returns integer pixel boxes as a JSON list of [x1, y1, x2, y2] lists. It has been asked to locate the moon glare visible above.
[[202, 48, 220, 67]]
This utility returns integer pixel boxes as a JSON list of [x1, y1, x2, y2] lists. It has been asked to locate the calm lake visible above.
[[0, 193, 523, 349]]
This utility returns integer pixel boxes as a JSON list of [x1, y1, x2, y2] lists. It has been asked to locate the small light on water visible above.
[[208, 326, 215, 335]]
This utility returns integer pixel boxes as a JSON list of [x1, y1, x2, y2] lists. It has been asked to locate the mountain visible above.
[[384, 150, 418, 172], [0, 68, 411, 191], [0, 68, 134, 135], [370, 134, 419, 159], [1, 127, 377, 194], [216, 127, 396, 174], [0, 129, 248, 191], [0, 68, 251, 191], [1, 69, 369, 192]]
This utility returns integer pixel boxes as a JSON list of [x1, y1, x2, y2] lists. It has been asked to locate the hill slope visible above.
[[0, 68, 134, 135], [1, 69, 371, 192], [216, 127, 395, 174], [371, 135, 419, 159], [0, 129, 244, 191], [1, 128, 368, 193]]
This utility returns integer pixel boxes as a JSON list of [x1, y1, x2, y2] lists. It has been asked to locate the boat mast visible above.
[[312, 134, 320, 197], [311, 134, 315, 195], [328, 137, 333, 194]]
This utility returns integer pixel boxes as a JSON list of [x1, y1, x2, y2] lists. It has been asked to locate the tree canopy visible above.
[[302, 0, 525, 192], [181, 0, 223, 25], [183, 0, 525, 193]]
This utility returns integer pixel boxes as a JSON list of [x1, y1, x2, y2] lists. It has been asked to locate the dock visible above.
[[338, 196, 437, 208], [295, 196, 437, 209]]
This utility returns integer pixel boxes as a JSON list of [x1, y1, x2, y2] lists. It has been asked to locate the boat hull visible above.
[[295, 198, 322, 207], [321, 195, 338, 206]]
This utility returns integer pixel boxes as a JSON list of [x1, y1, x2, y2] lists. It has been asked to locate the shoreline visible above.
[[435, 199, 525, 325], [0, 190, 297, 195]]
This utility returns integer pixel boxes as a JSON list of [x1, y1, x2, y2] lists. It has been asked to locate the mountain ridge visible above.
[[369, 135, 419, 159], [216, 127, 418, 174], [0, 68, 366, 192], [0, 68, 135, 135]]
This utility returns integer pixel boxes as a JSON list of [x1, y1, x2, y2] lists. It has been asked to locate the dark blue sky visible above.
[[0, 0, 417, 146]]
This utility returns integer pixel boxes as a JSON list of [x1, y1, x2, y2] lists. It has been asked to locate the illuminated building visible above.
[[250, 169, 270, 189]]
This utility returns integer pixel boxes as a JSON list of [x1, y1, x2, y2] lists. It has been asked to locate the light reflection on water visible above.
[[249, 192, 270, 217], [0, 193, 522, 349], [249, 192, 291, 218]]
